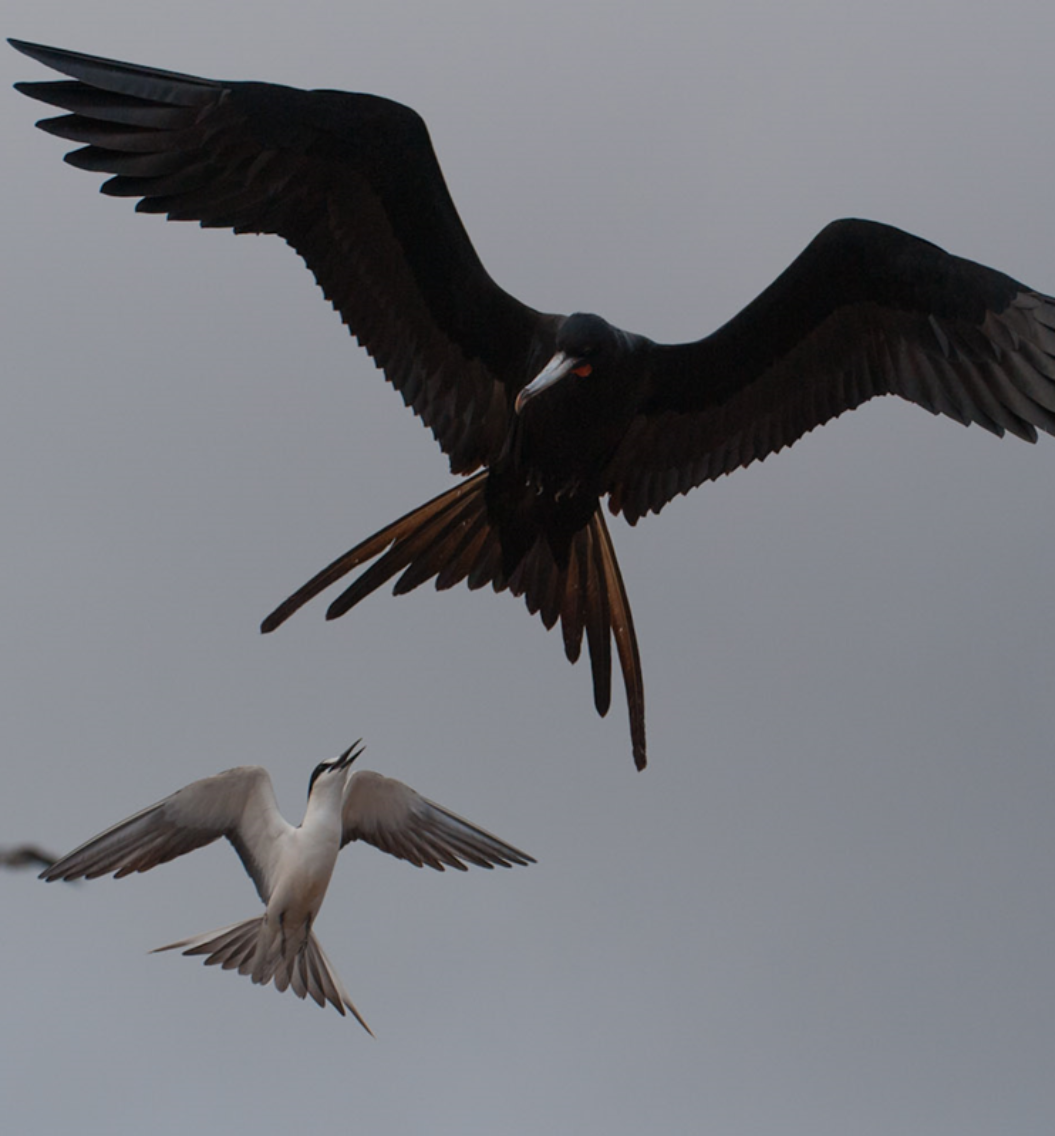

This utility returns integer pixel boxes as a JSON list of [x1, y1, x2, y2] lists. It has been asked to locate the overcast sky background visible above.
[[3, 3, 1054, 1133]]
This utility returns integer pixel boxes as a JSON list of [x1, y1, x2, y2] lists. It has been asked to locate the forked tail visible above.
[[153, 917, 372, 1034], [261, 473, 647, 768]]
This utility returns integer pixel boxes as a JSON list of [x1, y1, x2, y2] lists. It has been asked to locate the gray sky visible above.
[[3, 2, 1054, 1133]]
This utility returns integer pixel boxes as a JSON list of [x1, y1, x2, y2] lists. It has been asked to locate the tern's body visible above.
[[267, 805, 342, 934], [43, 744, 534, 1033]]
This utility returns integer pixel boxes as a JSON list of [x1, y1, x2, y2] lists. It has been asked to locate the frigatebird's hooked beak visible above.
[[515, 352, 578, 414]]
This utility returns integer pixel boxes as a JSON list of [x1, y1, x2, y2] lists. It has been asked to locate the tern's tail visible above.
[[152, 917, 372, 1034]]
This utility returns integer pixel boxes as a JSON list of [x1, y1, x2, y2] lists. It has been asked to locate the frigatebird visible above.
[[12, 39, 1055, 769], [41, 741, 534, 1031]]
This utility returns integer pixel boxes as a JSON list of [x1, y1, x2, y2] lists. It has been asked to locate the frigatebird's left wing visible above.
[[605, 219, 1055, 523]]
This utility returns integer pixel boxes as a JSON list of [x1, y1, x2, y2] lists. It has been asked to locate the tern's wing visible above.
[[341, 770, 535, 870], [42, 766, 290, 901]]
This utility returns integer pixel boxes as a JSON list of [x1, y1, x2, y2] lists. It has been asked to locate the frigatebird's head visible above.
[[307, 739, 364, 799], [515, 313, 622, 414]]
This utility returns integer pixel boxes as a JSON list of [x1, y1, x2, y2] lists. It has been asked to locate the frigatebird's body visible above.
[[12, 40, 1055, 767]]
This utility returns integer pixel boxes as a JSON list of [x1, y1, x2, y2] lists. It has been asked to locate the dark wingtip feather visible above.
[[10, 39, 219, 104]]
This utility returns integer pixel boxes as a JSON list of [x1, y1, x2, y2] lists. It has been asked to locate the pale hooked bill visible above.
[[42, 743, 534, 1033]]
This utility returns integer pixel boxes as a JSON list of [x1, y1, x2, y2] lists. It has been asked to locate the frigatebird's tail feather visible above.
[[260, 475, 647, 768], [260, 474, 488, 633], [594, 511, 647, 770]]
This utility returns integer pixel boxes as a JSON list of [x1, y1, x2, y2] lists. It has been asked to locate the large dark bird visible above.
[[12, 40, 1055, 769]]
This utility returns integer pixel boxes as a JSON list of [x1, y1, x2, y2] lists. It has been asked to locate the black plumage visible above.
[[12, 39, 1055, 768]]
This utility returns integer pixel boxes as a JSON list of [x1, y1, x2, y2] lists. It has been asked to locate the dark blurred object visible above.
[[0, 844, 58, 871]]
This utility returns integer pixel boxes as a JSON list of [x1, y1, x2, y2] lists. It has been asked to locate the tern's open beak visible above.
[[336, 740, 365, 770], [515, 352, 577, 414]]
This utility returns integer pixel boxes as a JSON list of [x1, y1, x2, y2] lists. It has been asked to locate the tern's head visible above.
[[307, 740, 364, 799], [514, 313, 622, 414]]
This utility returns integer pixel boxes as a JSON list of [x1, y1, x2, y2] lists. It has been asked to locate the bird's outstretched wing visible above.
[[41, 766, 289, 902], [605, 219, 1055, 522], [10, 38, 554, 472], [342, 770, 535, 870]]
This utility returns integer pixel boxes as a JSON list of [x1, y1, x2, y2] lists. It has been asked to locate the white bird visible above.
[[41, 742, 534, 1033]]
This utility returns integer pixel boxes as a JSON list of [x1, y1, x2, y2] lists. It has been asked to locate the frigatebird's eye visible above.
[[572, 363, 593, 377]]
